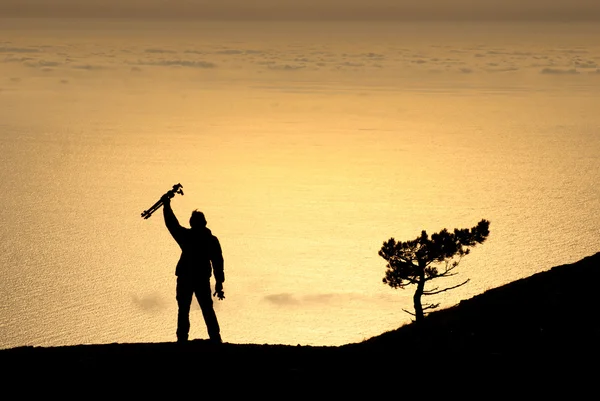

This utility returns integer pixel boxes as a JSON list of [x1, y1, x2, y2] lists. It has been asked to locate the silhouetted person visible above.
[[161, 194, 224, 343]]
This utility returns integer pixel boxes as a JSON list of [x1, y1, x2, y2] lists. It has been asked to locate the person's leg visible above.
[[176, 277, 193, 342], [194, 279, 222, 343]]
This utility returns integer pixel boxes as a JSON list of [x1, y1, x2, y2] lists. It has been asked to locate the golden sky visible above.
[[1, 0, 600, 20]]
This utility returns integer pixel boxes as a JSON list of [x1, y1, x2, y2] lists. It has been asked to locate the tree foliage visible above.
[[379, 219, 490, 321]]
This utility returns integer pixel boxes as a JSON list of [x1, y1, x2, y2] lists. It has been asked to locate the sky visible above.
[[1, 0, 600, 20]]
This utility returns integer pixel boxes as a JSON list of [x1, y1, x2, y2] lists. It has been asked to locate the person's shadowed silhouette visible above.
[[161, 194, 225, 344]]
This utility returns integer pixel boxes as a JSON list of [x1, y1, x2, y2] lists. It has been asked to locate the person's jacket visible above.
[[163, 203, 224, 282]]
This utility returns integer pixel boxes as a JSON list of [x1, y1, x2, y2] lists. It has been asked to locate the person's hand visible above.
[[213, 282, 225, 300], [161, 193, 171, 204]]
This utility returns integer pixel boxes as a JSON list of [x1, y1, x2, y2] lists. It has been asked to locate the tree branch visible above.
[[398, 256, 412, 265], [422, 303, 440, 311], [423, 279, 470, 295], [425, 271, 458, 281], [442, 255, 463, 275], [408, 277, 420, 285]]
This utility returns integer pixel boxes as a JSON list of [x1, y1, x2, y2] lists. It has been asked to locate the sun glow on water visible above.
[[1, 19, 599, 348]]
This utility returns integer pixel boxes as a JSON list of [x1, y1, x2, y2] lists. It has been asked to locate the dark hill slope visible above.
[[354, 251, 600, 359], [2, 252, 599, 387]]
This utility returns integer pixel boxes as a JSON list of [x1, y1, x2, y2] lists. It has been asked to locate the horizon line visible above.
[[2, 15, 600, 22]]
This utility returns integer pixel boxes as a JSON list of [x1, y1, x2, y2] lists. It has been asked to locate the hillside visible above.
[[2, 252, 599, 388], [356, 251, 600, 357]]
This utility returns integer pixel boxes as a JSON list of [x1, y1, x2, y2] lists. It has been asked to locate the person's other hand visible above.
[[214, 282, 225, 300]]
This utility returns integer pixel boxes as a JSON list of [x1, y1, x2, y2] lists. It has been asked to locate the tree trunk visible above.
[[413, 267, 426, 322]]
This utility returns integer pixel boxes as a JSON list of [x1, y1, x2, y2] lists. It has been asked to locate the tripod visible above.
[[141, 183, 184, 219]]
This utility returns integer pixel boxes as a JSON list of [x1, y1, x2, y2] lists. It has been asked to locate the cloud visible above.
[[4, 56, 64, 70], [145, 48, 176, 54], [0, 46, 40, 53], [187, 48, 265, 56], [575, 61, 597, 68], [363, 52, 385, 60], [530, 61, 557, 68], [131, 294, 165, 311], [485, 65, 520, 72], [304, 294, 336, 303], [136, 59, 217, 68], [558, 49, 588, 54], [338, 61, 365, 67], [512, 51, 534, 56], [264, 292, 364, 306], [264, 293, 299, 305], [72, 64, 106, 70], [267, 63, 305, 70], [540, 67, 579, 74], [3, 56, 35, 63], [215, 49, 245, 55], [24, 60, 61, 68], [485, 50, 534, 56]]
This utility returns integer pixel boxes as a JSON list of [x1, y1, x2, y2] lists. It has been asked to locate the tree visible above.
[[379, 219, 490, 322]]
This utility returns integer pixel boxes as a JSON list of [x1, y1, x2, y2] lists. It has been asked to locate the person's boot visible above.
[[209, 333, 222, 344]]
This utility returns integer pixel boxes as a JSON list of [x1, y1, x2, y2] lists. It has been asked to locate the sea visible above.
[[1, 19, 599, 349]]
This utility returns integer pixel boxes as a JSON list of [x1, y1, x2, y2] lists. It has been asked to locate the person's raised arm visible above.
[[162, 195, 184, 246]]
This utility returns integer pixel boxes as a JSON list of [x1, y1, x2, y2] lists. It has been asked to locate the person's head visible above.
[[189, 210, 207, 229]]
